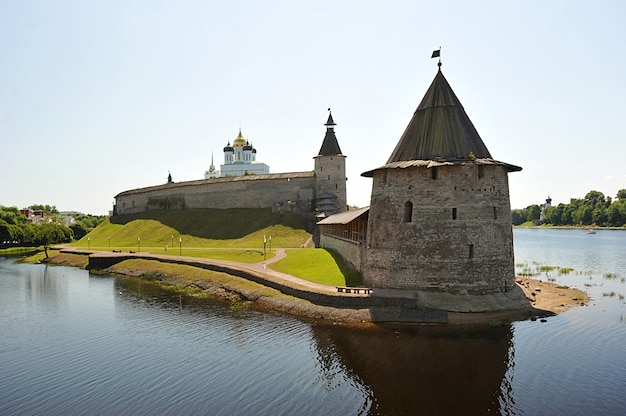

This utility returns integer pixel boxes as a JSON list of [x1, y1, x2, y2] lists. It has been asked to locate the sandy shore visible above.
[[448, 278, 589, 324]]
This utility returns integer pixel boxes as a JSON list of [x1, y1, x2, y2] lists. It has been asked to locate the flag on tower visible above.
[[431, 49, 440, 58]]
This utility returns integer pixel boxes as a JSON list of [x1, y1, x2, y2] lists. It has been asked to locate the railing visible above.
[[336, 287, 372, 294]]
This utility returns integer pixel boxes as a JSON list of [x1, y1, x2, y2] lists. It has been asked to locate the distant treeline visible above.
[[0, 205, 106, 247], [512, 189, 626, 227]]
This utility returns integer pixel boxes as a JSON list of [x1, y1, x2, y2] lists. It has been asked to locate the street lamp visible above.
[[88, 237, 90, 250], [171, 235, 174, 250], [269, 235, 272, 253], [179, 237, 182, 256], [263, 235, 267, 260], [138, 237, 140, 253]]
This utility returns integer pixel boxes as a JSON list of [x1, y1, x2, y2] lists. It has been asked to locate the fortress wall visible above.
[[363, 164, 515, 295], [115, 174, 316, 215], [319, 234, 362, 271]]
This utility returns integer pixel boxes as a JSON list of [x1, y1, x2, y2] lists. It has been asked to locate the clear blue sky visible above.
[[2, 1, 625, 215]]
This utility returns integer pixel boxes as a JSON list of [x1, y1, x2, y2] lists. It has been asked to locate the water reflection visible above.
[[312, 323, 515, 416]]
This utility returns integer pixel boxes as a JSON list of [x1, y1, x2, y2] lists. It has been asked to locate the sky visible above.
[[2, 1, 625, 215]]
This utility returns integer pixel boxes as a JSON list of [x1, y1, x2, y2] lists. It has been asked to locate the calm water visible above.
[[1, 229, 625, 415]]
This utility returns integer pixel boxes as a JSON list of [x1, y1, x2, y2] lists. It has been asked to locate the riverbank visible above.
[[39, 250, 588, 325]]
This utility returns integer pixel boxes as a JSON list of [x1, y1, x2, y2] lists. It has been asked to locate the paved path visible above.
[[63, 247, 362, 296]]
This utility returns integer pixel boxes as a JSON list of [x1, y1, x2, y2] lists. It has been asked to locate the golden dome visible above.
[[233, 129, 246, 147]]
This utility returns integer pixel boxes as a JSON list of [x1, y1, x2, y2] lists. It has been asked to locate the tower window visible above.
[[452, 208, 457, 220], [328, 175, 330, 180], [320, 166, 323, 172], [469, 244, 475, 258], [431, 167, 438, 180], [403, 201, 413, 222], [478, 165, 485, 179], [493, 207, 497, 219]]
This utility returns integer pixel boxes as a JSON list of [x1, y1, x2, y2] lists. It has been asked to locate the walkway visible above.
[[59, 247, 529, 319]]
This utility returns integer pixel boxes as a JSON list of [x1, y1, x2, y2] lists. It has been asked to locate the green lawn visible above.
[[269, 248, 362, 287]]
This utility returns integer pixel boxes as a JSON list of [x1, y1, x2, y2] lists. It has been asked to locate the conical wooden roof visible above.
[[386, 68, 491, 163], [362, 68, 521, 177], [318, 113, 343, 156]]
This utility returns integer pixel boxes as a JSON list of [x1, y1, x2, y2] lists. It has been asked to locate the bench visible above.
[[336, 287, 372, 294]]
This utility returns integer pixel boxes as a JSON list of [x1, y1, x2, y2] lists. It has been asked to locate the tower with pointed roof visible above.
[[361, 65, 522, 295], [314, 111, 347, 217]]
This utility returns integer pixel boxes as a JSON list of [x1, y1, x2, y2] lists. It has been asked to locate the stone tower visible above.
[[361, 66, 522, 295], [314, 111, 347, 217]]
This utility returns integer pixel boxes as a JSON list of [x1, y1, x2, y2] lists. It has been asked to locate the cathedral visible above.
[[204, 129, 270, 178]]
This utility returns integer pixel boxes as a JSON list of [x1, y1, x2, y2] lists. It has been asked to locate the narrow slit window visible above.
[[452, 207, 457, 220], [469, 244, 474, 258], [478, 165, 485, 179], [493, 206, 497, 219], [403, 201, 413, 222], [431, 167, 438, 180]]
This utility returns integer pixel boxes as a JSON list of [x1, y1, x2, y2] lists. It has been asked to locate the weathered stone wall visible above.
[[314, 154, 347, 211], [319, 234, 363, 271], [115, 173, 316, 215], [362, 163, 515, 295]]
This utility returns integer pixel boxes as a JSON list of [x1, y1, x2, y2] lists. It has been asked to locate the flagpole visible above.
[[431, 47, 442, 67]]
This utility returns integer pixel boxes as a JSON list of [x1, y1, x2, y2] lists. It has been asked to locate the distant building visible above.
[[539, 195, 552, 222], [204, 153, 220, 179], [218, 129, 270, 177], [19, 209, 45, 224]]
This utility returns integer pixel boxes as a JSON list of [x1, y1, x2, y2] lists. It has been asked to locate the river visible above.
[[1, 228, 625, 415]]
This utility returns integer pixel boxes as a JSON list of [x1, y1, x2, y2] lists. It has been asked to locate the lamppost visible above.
[[171, 235, 174, 250], [138, 237, 140, 253], [108, 236, 110, 248], [88, 237, 90, 250], [269, 235, 272, 253], [179, 237, 182, 256], [263, 235, 267, 260]]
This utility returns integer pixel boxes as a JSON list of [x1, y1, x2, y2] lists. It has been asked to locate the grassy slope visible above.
[[76, 208, 311, 249], [270, 249, 362, 287], [65, 208, 363, 287]]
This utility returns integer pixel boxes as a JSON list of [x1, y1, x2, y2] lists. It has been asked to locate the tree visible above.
[[526, 205, 541, 223], [28, 204, 58, 215], [511, 209, 527, 225], [34, 223, 71, 258], [616, 189, 626, 201], [544, 204, 564, 225], [0, 205, 27, 225], [70, 222, 88, 240]]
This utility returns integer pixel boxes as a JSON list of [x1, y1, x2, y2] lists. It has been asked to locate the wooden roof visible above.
[[362, 67, 522, 177], [317, 113, 343, 156]]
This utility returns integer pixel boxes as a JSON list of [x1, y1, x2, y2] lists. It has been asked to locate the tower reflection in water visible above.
[[312, 323, 516, 416]]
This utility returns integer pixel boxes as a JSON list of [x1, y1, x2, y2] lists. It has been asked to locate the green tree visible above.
[[34, 223, 71, 258], [28, 204, 58, 215], [606, 203, 625, 227], [526, 205, 541, 223], [592, 205, 607, 226], [0, 205, 27, 225], [616, 189, 626, 201], [511, 209, 527, 225], [544, 204, 564, 225], [70, 222, 88, 240]]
